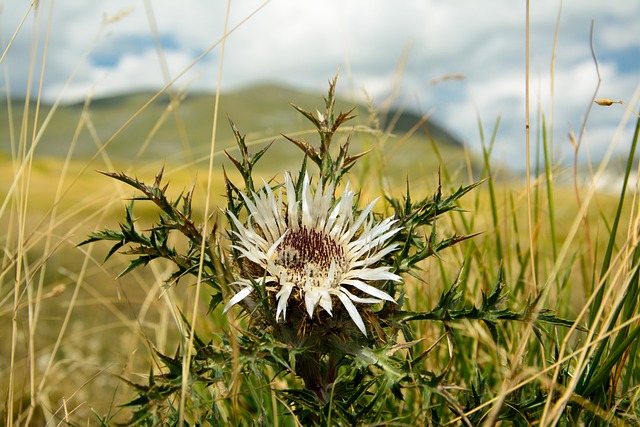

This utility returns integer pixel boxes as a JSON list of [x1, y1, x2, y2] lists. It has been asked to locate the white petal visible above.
[[338, 286, 382, 304], [304, 286, 323, 318], [227, 210, 244, 230], [325, 203, 341, 234], [367, 223, 401, 247], [276, 282, 294, 321], [329, 188, 355, 238], [254, 193, 281, 242], [323, 181, 347, 233], [363, 220, 400, 246], [276, 185, 285, 227], [223, 286, 254, 313], [233, 215, 269, 250], [230, 244, 268, 266], [228, 212, 262, 247], [335, 291, 367, 336], [347, 220, 399, 257], [349, 244, 400, 268], [266, 230, 288, 259], [285, 173, 299, 228], [344, 266, 401, 282], [340, 199, 377, 243], [240, 193, 260, 223], [318, 291, 333, 315], [255, 181, 287, 241], [268, 181, 284, 232], [325, 259, 338, 285], [314, 180, 333, 230], [301, 174, 314, 227], [341, 279, 396, 302]]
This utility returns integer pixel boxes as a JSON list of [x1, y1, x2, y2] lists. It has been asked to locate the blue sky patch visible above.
[[90, 33, 179, 68]]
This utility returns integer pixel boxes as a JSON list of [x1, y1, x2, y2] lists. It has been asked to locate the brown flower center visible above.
[[275, 226, 345, 287]]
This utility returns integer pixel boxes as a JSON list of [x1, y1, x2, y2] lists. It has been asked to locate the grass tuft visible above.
[[1, 3, 639, 426]]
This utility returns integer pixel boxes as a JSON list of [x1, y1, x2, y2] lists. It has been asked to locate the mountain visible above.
[[0, 84, 468, 180]]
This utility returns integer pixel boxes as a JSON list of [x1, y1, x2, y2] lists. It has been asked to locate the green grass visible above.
[[2, 4, 640, 426], [0, 89, 471, 424], [2, 94, 639, 425]]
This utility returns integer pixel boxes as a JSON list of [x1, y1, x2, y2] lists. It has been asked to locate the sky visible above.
[[1, 0, 639, 170]]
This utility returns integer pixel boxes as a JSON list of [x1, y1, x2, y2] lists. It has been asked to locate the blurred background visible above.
[[1, 1, 639, 424], [1, 0, 638, 170]]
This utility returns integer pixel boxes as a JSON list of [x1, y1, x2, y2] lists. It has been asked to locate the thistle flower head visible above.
[[224, 173, 401, 336]]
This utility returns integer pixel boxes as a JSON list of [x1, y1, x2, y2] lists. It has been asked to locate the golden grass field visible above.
[[0, 110, 472, 422], [2, 3, 639, 423], [2, 125, 638, 423]]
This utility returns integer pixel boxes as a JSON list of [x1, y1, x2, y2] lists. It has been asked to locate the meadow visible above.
[[2, 6, 640, 427], [2, 77, 639, 425]]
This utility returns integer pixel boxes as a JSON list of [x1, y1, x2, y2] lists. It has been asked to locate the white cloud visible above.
[[0, 0, 637, 170]]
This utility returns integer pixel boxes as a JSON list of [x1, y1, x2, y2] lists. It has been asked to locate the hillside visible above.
[[0, 84, 470, 182]]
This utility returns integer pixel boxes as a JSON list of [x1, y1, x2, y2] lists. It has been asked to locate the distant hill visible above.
[[0, 84, 469, 182]]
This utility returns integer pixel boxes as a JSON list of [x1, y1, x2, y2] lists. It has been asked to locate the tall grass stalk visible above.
[[178, 1, 230, 425], [2, 2, 640, 426]]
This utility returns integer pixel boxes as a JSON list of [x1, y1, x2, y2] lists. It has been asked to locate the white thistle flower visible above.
[[224, 173, 401, 336]]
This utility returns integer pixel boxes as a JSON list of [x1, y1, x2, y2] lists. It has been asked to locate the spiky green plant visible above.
[[80, 75, 630, 426]]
